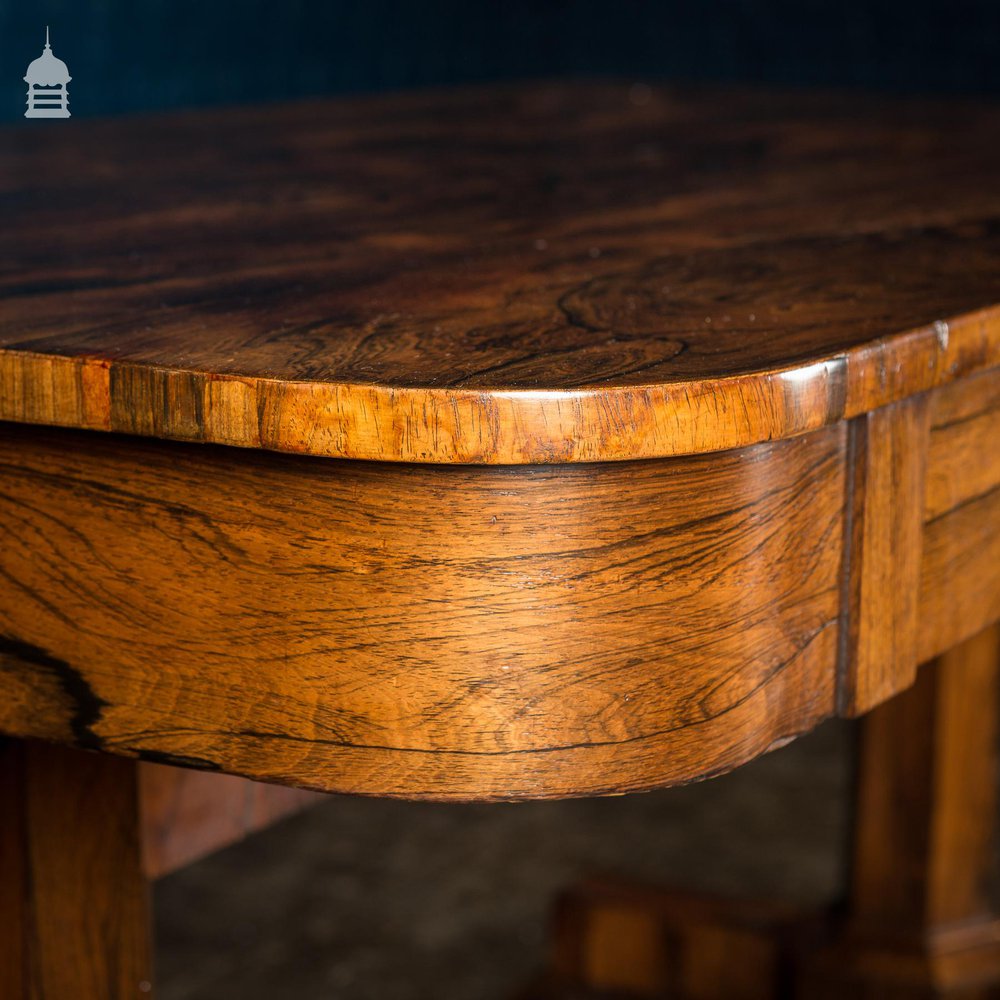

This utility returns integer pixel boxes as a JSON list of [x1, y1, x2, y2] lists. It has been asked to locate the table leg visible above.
[[805, 623, 1000, 997], [531, 624, 1000, 999], [0, 740, 152, 999]]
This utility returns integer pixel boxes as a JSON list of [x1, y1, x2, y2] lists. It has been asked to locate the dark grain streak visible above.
[[0, 636, 107, 750]]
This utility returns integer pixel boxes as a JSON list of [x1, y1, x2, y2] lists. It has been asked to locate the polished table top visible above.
[[2, 82, 999, 463], [0, 84, 998, 800]]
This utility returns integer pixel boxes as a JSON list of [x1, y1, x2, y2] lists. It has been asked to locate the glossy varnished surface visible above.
[[1, 84, 999, 800], [0, 423, 844, 799], [918, 369, 1000, 660], [0, 363, 997, 798], [2, 83, 1000, 462]]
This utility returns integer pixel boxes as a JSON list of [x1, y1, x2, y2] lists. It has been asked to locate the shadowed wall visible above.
[[4, 0, 1000, 123]]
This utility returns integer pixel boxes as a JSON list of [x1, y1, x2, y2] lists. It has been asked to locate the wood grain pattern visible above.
[[139, 765, 321, 879], [919, 490, 1000, 665], [0, 740, 152, 999], [0, 365, 996, 799], [917, 370, 1000, 662], [3, 82, 999, 999], [925, 367, 1000, 521], [2, 83, 1000, 463], [0, 421, 844, 800], [839, 394, 929, 715]]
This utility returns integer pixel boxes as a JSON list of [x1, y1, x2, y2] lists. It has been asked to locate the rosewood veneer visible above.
[[1, 82, 998, 998]]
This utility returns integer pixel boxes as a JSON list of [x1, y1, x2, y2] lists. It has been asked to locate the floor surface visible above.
[[156, 719, 852, 999]]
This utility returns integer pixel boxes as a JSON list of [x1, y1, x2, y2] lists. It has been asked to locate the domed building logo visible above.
[[24, 27, 71, 119]]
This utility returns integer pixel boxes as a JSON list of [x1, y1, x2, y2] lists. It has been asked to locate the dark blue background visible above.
[[4, 0, 1000, 122]]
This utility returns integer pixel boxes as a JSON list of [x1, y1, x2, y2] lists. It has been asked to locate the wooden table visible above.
[[1, 82, 998, 998]]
